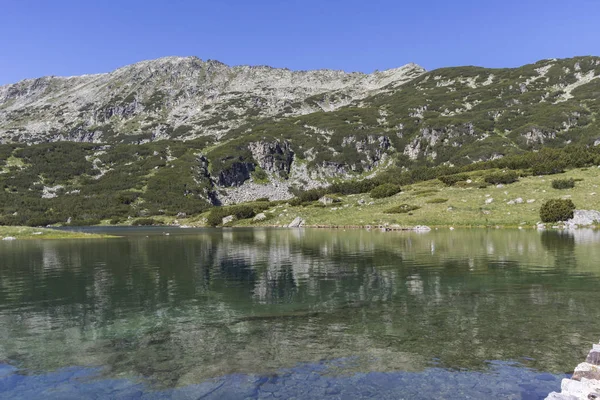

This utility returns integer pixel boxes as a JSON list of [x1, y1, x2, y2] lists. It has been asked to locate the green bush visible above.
[[413, 189, 440, 197], [385, 204, 420, 214], [370, 184, 402, 199], [426, 198, 448, 204], [329, 180, 377, 195], [551, 178, 575, 189], [438, 174, 469, 186], [540, 199, 576, 223], [289, 188, 327, 206], [251, 168, 269, 182], [532, 160, 566, 176], [132, 218, 161, 226], [484, 171, 519, 185], [206, 205, 256, 227]]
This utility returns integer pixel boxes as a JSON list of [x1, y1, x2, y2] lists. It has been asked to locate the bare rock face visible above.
[[217, 161, 255, 187], [248, 140, 294, 178]]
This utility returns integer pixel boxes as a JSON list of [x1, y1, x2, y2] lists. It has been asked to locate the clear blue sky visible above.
[[2, 0, 599, 85]]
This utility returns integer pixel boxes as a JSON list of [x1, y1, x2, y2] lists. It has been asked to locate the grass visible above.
[[227, 167, 600, 228], [0, 226, 116, 240]]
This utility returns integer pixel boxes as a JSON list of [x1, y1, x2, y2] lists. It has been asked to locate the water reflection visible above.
[[0, 228, 598, 389]]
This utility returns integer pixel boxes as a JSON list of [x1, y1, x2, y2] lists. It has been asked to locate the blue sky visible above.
[[1, 0, 600, 85]]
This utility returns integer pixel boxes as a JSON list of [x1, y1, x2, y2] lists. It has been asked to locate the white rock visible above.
[[527, 199, 536, 203], [222, 215, 235, 225], [485, 198, 494, 204], [496, 184, 504, 188], [2, 237, 16, 241], [565, 210, 600, 227], [253, 212, 267, 221], [288, 217, 304, 228], [515, 198, 524, 204], [413, 225, 431, 232]]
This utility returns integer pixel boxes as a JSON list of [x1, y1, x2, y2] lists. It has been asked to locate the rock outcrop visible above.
[[248, 140, 294, 178]]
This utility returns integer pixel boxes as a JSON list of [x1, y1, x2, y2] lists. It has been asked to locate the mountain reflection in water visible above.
[[0, 228, 598, 396]]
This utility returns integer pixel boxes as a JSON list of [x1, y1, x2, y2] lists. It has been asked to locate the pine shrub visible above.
[[551, 178, 575, 189], [370, 184, 402, 199], [385, 204, 420, 214], [438, 174, 469, 186], [540, 199, 575, 223], [484, 171, 519, 185]]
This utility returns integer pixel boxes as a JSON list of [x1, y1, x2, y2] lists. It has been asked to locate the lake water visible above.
[[1, 227, 599, 399]]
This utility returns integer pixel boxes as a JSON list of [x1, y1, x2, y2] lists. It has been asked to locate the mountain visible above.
[[0, 55, 599, 226], [0, 56, 424, 143]]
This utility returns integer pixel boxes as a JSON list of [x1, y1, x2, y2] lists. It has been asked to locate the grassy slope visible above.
[[0, 226, 115, 239], [228, 168, 600, 228]]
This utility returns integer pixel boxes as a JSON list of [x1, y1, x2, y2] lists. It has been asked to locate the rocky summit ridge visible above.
[[0, 56, 425, 143]]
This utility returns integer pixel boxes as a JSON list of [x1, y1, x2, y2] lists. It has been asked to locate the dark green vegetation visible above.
[[370, 183, 402, 199], [484, 171, 519, 185], [552, 178, 576, 189], [540, 199, 576, 222], [425, 197, 449, 204], [0, 140, 214, 226], [206, 201, 272, 226], [385, 204, 420, 214]]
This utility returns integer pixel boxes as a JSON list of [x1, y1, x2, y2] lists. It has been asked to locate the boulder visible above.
[[565, 210, 600, 228], [413, 225, 431, 232], [253, 213, 267, 221], [2, 237, 16, 241], [222, 215, 235, 225], [288, 217, 304, 228], [319, 195, 340, 205]]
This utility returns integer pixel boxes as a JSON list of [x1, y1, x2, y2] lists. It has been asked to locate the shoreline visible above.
[[0, 226, 118, 240]]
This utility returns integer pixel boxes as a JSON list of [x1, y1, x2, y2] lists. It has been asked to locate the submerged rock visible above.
[[413, 225, 431, 232]]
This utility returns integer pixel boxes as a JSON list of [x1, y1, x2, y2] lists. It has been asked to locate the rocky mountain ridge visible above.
[[0, 56, 425, 143]]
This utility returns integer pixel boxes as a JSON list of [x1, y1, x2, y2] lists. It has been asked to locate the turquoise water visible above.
[[1, 227, 599, 399]]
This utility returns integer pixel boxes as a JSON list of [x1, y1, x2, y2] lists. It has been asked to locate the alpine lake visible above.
[[1, 226, 599, 399]]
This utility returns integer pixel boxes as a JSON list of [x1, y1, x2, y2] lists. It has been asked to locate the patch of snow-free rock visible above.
[[565, 210, 600, 228]]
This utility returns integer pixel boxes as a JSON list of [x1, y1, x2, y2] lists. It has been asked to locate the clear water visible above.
[[1, 227, 599, 399]]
